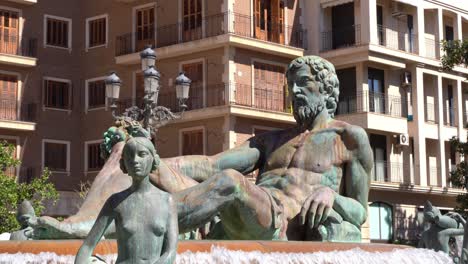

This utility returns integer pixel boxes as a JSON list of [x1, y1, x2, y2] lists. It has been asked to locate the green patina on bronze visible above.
[[9, 200, 35, 241], [170, 56, 372, 242], [418, 201, 465, 261], [75, 137, 178, 264], [26, 56, 373, 244]]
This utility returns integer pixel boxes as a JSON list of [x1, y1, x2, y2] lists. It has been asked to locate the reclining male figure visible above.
[[165, 56, 373, 241]]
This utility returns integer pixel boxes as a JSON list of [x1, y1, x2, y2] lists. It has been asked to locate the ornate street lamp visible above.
[[175, 72, 191, 111], [105, 46, 191, 139], [105, 71, 122, 118], [140, 45, 156, 71]]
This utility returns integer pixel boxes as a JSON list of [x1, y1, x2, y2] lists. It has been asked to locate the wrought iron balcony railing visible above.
[[0, 34, 37, 57], [116, 12, 307, 56], [377, 25, 417, 54], [336, 91, 407, 118], [116, 82, 291, 114], [321, 24, 361, 52], [0, 99, 36, 122]]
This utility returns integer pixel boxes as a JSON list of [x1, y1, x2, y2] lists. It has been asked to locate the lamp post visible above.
[[105, 45, 191, 138]]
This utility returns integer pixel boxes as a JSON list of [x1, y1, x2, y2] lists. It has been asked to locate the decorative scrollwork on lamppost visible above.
[[104, 45, 191, 139]]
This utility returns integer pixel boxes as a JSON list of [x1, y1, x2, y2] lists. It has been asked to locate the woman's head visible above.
[[120, 137, 160, 178]]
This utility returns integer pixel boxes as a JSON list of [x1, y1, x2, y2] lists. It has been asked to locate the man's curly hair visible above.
[[286, 56, 340, 117]]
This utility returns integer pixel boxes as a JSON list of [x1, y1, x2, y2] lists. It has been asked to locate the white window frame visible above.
[[0, 135, 20, 178], [179, 58, 206, 107], [84, 139, 104, 173], [85, 76, 108, 112], [85, 14, 108, 51], [132, 3, 157, 53], [43, 14, 72, 50], [178, 126, 206, 156], [42, 139, 70, 175], [42, 76, 72, 113]]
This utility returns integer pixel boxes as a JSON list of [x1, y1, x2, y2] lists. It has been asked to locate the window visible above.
[[86, 78, 106, 110], [369, 202, 393, 242], [369, 134, 387, 182], [86, 142, 105, 171], [254, 61, 285, 112], [181, 61, 204, 109], [135, 6, 155, 51], [183, 0, 202, 41], [43, 140, 69, 172], [45, 15, 71, 49], [0, 74, 18, 120], [180, 128, 204, 155], [254, 0, 285, 43], [43, 78, 71, 110], [368, 68, 385, 114], [0, 9, 19, 55], [86, 15, 107, 49]]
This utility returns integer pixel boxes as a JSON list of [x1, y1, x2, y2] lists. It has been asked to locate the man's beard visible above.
[[293, 101, 325, 128]]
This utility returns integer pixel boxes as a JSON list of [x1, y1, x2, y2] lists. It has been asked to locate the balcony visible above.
[[115, 12, 307, 58], [116, 82, 292, 122], [320, 25, 361, 52], [116, 83, 227, 114], [372, 161, 412, 184], [424, 37, 440, 60], [234, 83, 289, 113], [0, 35, 37, 67], [0, 99, 36, 131], [377, 25, 417, 54], [335, 91, 408, 134], [425, 102, 436, 123], [337, 91, 407, 117]]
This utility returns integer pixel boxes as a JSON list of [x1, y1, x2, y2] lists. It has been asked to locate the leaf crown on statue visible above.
[[100, 117, 151, 160]]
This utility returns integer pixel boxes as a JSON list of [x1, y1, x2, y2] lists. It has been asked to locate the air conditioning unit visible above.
[[391, 2, 406, 18], [397, 133, 409, 146], [401, 71, 412, 87]]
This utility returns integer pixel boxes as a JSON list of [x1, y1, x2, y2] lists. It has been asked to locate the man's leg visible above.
[[174, 169, 278, 239]]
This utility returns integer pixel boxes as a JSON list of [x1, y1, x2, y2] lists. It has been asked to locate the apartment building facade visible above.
[[0, 0, 306, 214], [305, 0, 468, 243], [0, 0, 466, 243]]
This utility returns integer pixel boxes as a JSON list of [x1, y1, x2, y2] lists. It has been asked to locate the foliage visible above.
[[74, 181, 92, 210], [441, 40, 468, 70], [0, 141, 59, 233], [449, 137, 468, 219]]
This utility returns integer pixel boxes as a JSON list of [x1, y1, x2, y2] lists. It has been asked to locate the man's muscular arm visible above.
[[163, 137, 263, 183], [333, 125, 373, 227]]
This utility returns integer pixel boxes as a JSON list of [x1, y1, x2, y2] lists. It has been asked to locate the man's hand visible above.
[[299, 186, 336, 228]]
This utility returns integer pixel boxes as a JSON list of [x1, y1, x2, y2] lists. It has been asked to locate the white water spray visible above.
[[0, 247, 452, 264]]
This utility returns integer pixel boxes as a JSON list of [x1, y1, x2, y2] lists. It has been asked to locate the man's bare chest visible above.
[[264, 132, 351, 173]]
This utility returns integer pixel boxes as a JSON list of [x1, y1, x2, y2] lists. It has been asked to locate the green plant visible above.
[[441, 40, 468, 70], [0, 141, 59, 233], [448, 136, 468, 219]]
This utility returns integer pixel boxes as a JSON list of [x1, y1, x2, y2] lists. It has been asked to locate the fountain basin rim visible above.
[[0, 240, 410, 256]]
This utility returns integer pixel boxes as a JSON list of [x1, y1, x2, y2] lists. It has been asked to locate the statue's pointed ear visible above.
[[120, 158, 127, 174]]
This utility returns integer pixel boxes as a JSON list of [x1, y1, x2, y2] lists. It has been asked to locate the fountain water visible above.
[[0, 246, 452, 264]]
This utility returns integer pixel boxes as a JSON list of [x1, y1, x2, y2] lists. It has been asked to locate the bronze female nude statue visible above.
[[75, 136, 178, 264]]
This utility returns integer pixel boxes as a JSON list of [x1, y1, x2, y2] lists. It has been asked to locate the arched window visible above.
[[370, 202, 393, 242]]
